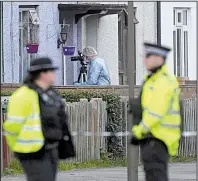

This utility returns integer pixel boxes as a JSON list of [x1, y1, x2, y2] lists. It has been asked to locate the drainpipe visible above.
[[157, 1, 161, 46], [127, 2, 138, 181], [0, 1, 4, 82]]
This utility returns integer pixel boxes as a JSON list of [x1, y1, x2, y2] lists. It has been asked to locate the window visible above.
[[19, 7, 39, 82], [177, 28, 182, 76], [173, 31, 176, 74], [119, 73, 124, 85], [176, 9, 183, 26], [184, 31, 188, 76], [173, 8, 190, 77], [183, 10, 188, 25], [173, 10, 175, 25], [29, 9, 40, 25], [178, 12, 181, 23]]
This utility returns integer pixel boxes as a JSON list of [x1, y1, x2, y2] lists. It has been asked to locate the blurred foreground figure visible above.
[[3, 57, 75, 181], [130, 43, 181, 181]]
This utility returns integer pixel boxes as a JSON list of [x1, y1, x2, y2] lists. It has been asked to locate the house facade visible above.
[[1, 2, 196, 86], [1, 1, 157, 85]]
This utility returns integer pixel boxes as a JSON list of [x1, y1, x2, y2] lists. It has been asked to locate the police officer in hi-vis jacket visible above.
[[3, 57, 75, 181], [130, 43, 181, 181]]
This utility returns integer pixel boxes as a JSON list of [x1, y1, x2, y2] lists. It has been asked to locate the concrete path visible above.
[[1, 162, 196, 181]]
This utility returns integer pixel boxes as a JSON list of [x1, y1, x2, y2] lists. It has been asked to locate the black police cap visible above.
[[144, 42, 171, 58], [28, 57, 58, 72]]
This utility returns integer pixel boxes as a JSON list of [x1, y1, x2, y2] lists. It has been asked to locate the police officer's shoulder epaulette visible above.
[[14, 86, 35, 101], [166, 74, 178, 85], [159, 72, 175, 86], [8, 87, 29, 106], [12, 86, 27, 97]]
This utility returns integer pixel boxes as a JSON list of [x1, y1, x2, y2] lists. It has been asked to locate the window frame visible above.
[[176, 9, 183, 26], [19, 7, 39, 82], [173, 8, 190, 77], [183, 30, 188, 77]]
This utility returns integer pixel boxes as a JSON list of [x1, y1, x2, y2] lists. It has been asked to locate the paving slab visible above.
[[1, 162, 196, 181]]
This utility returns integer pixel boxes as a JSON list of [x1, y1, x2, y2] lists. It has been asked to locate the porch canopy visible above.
[[58, 3, 137, 24]]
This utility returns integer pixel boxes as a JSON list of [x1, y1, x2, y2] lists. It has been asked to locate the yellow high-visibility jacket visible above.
[[3, 86, 45, 153], [136, 65, 181, 156]]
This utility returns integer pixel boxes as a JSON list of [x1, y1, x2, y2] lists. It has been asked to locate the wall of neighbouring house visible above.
[[161, 2, 197, 80]]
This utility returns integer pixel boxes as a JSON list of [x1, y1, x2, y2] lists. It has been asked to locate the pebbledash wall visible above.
[[1, 82, 197, 99], [2, 1, 157, 85], [3, 2, 62, 84]]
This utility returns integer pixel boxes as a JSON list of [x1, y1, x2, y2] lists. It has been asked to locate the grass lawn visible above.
[[3, 156, 196, 176]]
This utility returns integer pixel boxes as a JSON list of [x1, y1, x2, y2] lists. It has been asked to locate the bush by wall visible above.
[[1, 89, 126, 158]]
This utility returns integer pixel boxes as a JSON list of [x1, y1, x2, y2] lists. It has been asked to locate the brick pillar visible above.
[[177, 77, 189, 85]]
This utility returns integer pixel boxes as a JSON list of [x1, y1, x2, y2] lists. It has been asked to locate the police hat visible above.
[[144, 42, 171, 58], [28, 57, 58, 72]]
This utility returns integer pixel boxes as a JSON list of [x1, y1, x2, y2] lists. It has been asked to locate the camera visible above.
[[71, 50, 88, 83], [71, 50, 88, 67], [71, 51, 84, 62]]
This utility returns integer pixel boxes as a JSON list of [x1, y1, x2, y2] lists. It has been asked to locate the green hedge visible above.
[[1, 89, 125, 158]]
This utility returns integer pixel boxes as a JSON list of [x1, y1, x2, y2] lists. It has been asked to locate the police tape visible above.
[[3, 131, 197, 137], [70, 131, 197, 137]]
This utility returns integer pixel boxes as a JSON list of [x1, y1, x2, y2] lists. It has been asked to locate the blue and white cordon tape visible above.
[[3, 131, 197, 137], [70, 131, 197, 137]]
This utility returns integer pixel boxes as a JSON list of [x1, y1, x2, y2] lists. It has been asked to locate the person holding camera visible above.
[[74, 46, 111, 85]]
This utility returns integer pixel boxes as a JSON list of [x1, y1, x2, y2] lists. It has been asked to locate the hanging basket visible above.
[[63, 46, 75, 56], [26, 44, 39, 54]]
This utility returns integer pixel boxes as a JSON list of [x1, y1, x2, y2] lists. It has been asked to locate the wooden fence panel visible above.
[[119, 96, 197, 158], [1, 96, 197, 171], [1, 98, 107, 169]]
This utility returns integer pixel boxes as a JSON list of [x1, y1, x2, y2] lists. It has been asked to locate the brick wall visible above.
[[1, 81, 196, 99]]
